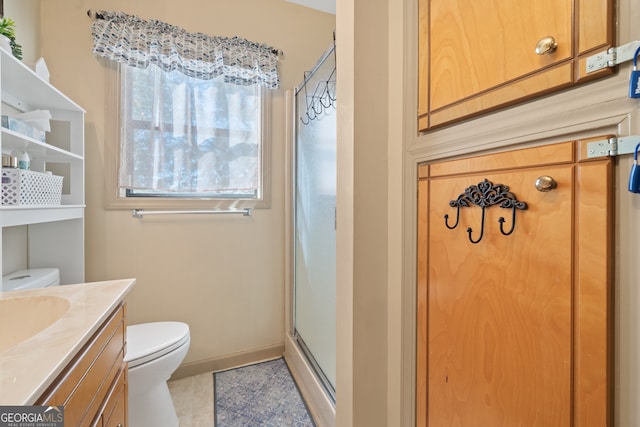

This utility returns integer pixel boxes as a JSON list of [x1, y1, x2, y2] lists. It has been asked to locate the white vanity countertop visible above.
[[0, 278, 136, 405]]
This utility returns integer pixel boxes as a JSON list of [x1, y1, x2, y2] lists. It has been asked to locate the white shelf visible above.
[[0, 49, 83, 113], [0, 48, 85, 286], [0, 205, 84, 227], [1, 128, 82, 161]]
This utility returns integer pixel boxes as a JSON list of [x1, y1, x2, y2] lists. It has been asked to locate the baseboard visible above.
[[284, 334, 336, 427], [171, 343, 285, 380]]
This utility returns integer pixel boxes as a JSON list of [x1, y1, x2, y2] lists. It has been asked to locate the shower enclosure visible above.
[[292, 43, 337, 401]]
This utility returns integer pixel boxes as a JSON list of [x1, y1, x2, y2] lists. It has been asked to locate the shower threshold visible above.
[[293, 330, 336, 404]]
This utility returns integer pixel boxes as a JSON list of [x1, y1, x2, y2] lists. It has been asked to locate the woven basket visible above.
[[1, 168, 63, 205]]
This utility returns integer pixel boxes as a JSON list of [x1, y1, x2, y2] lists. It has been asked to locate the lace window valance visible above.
[[89, 10, 280, 89]]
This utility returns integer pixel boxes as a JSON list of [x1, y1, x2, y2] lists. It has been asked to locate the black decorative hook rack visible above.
[[444, 179, 528, 244]]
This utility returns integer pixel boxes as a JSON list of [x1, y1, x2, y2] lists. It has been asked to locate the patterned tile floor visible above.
[[213, 358, 314, 426]]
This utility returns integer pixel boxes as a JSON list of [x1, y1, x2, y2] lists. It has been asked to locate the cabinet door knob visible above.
[[535, 176, 558, 192], [535, 36, 558, 55]]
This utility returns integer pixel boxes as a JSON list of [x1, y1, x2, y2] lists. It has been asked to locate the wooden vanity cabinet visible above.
[[36, 304, 128, 427], [418, 0, 614, 131], [100, 368, 127, 427]]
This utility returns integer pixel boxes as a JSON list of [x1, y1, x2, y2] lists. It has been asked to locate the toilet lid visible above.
[[2, 268, 60, 291], [125, 322, 190, 367]]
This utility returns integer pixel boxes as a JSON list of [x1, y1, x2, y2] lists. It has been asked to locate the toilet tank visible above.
[[2, 268, 60, 291]]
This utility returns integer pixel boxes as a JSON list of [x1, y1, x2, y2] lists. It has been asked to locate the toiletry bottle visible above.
[[1, 154, 17, 168], [11, 149, 30, 170]]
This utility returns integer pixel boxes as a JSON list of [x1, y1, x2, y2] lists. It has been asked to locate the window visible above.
[[92, 11, 278, 210], [117, 63, 269, 204]]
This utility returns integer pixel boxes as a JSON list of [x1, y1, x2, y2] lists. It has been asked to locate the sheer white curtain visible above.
[[119, 65, 261, 194], [89, 10, 275, 196], [89, 10, 279, 198]]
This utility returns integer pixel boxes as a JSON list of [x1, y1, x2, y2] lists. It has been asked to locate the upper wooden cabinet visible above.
[[418, 0, 614, 131]]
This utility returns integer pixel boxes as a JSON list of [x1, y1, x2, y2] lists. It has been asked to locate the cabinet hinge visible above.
[[586, 136, 640, 158], [586, 41, 640, 74]]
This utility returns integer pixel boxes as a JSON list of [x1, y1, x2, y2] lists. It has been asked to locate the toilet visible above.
[[1, 268, 190, 427], [2, 268, 60, 290], [125, 321, 190, 427]]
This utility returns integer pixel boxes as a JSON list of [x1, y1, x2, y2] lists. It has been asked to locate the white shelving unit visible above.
[[0, 49, 85, 287]]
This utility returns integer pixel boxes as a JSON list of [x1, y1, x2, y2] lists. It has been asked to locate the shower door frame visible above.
[[290, 42, 337, 404]]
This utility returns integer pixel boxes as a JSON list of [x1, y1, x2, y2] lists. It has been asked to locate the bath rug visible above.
[[214, 357, 315, 426]]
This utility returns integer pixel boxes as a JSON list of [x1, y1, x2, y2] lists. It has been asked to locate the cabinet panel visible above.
[[416, 141, 613, 426], [418, 0, 429, 118], [36, 305, 126, 427], [578, 0, 612, 55], [418, 0, 613, 131], [575, 0, 615, 82], [101, 368, 127, 427], [429, 0, 571, 112], [428, 63, 573, 128], [574, 160, 613, 425], [429, 141, 574, 177]]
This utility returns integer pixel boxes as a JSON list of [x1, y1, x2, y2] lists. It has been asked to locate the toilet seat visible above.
[[125, 322, 190, 368]]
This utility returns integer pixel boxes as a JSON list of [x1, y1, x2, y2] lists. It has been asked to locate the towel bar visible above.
[[132, 208, 252, 218]]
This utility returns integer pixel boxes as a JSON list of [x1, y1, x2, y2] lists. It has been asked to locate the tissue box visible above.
[[1, 168, 63, 205], [1, 115, 46, 142]]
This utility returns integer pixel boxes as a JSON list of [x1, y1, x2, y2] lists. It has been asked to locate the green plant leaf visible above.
[[0, 17, 21, 60]]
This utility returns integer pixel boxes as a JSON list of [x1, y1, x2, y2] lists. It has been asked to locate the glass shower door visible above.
[[293, 44, 336, 398]]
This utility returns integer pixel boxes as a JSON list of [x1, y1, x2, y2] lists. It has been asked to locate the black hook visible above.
[[317, 79, 333, 109], [327, 81, 337, 103], [498, 206, 517, 236], [466, 207, 485, 244], [444, 206, 461, 229]]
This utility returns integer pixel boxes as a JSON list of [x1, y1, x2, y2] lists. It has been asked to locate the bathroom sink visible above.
[[0, 295, 70, 353]]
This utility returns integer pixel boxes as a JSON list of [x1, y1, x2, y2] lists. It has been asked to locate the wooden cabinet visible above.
[[36, 304, 128, 427], [100, 368, 127, 427], [0, 48, 85, 285], [418, 0, 614, 131], [416, 139, 613, 425]]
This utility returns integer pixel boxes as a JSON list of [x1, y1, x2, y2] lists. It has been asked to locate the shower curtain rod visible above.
[[132, 208, 252, 218], [86, 9, 284, 56]]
